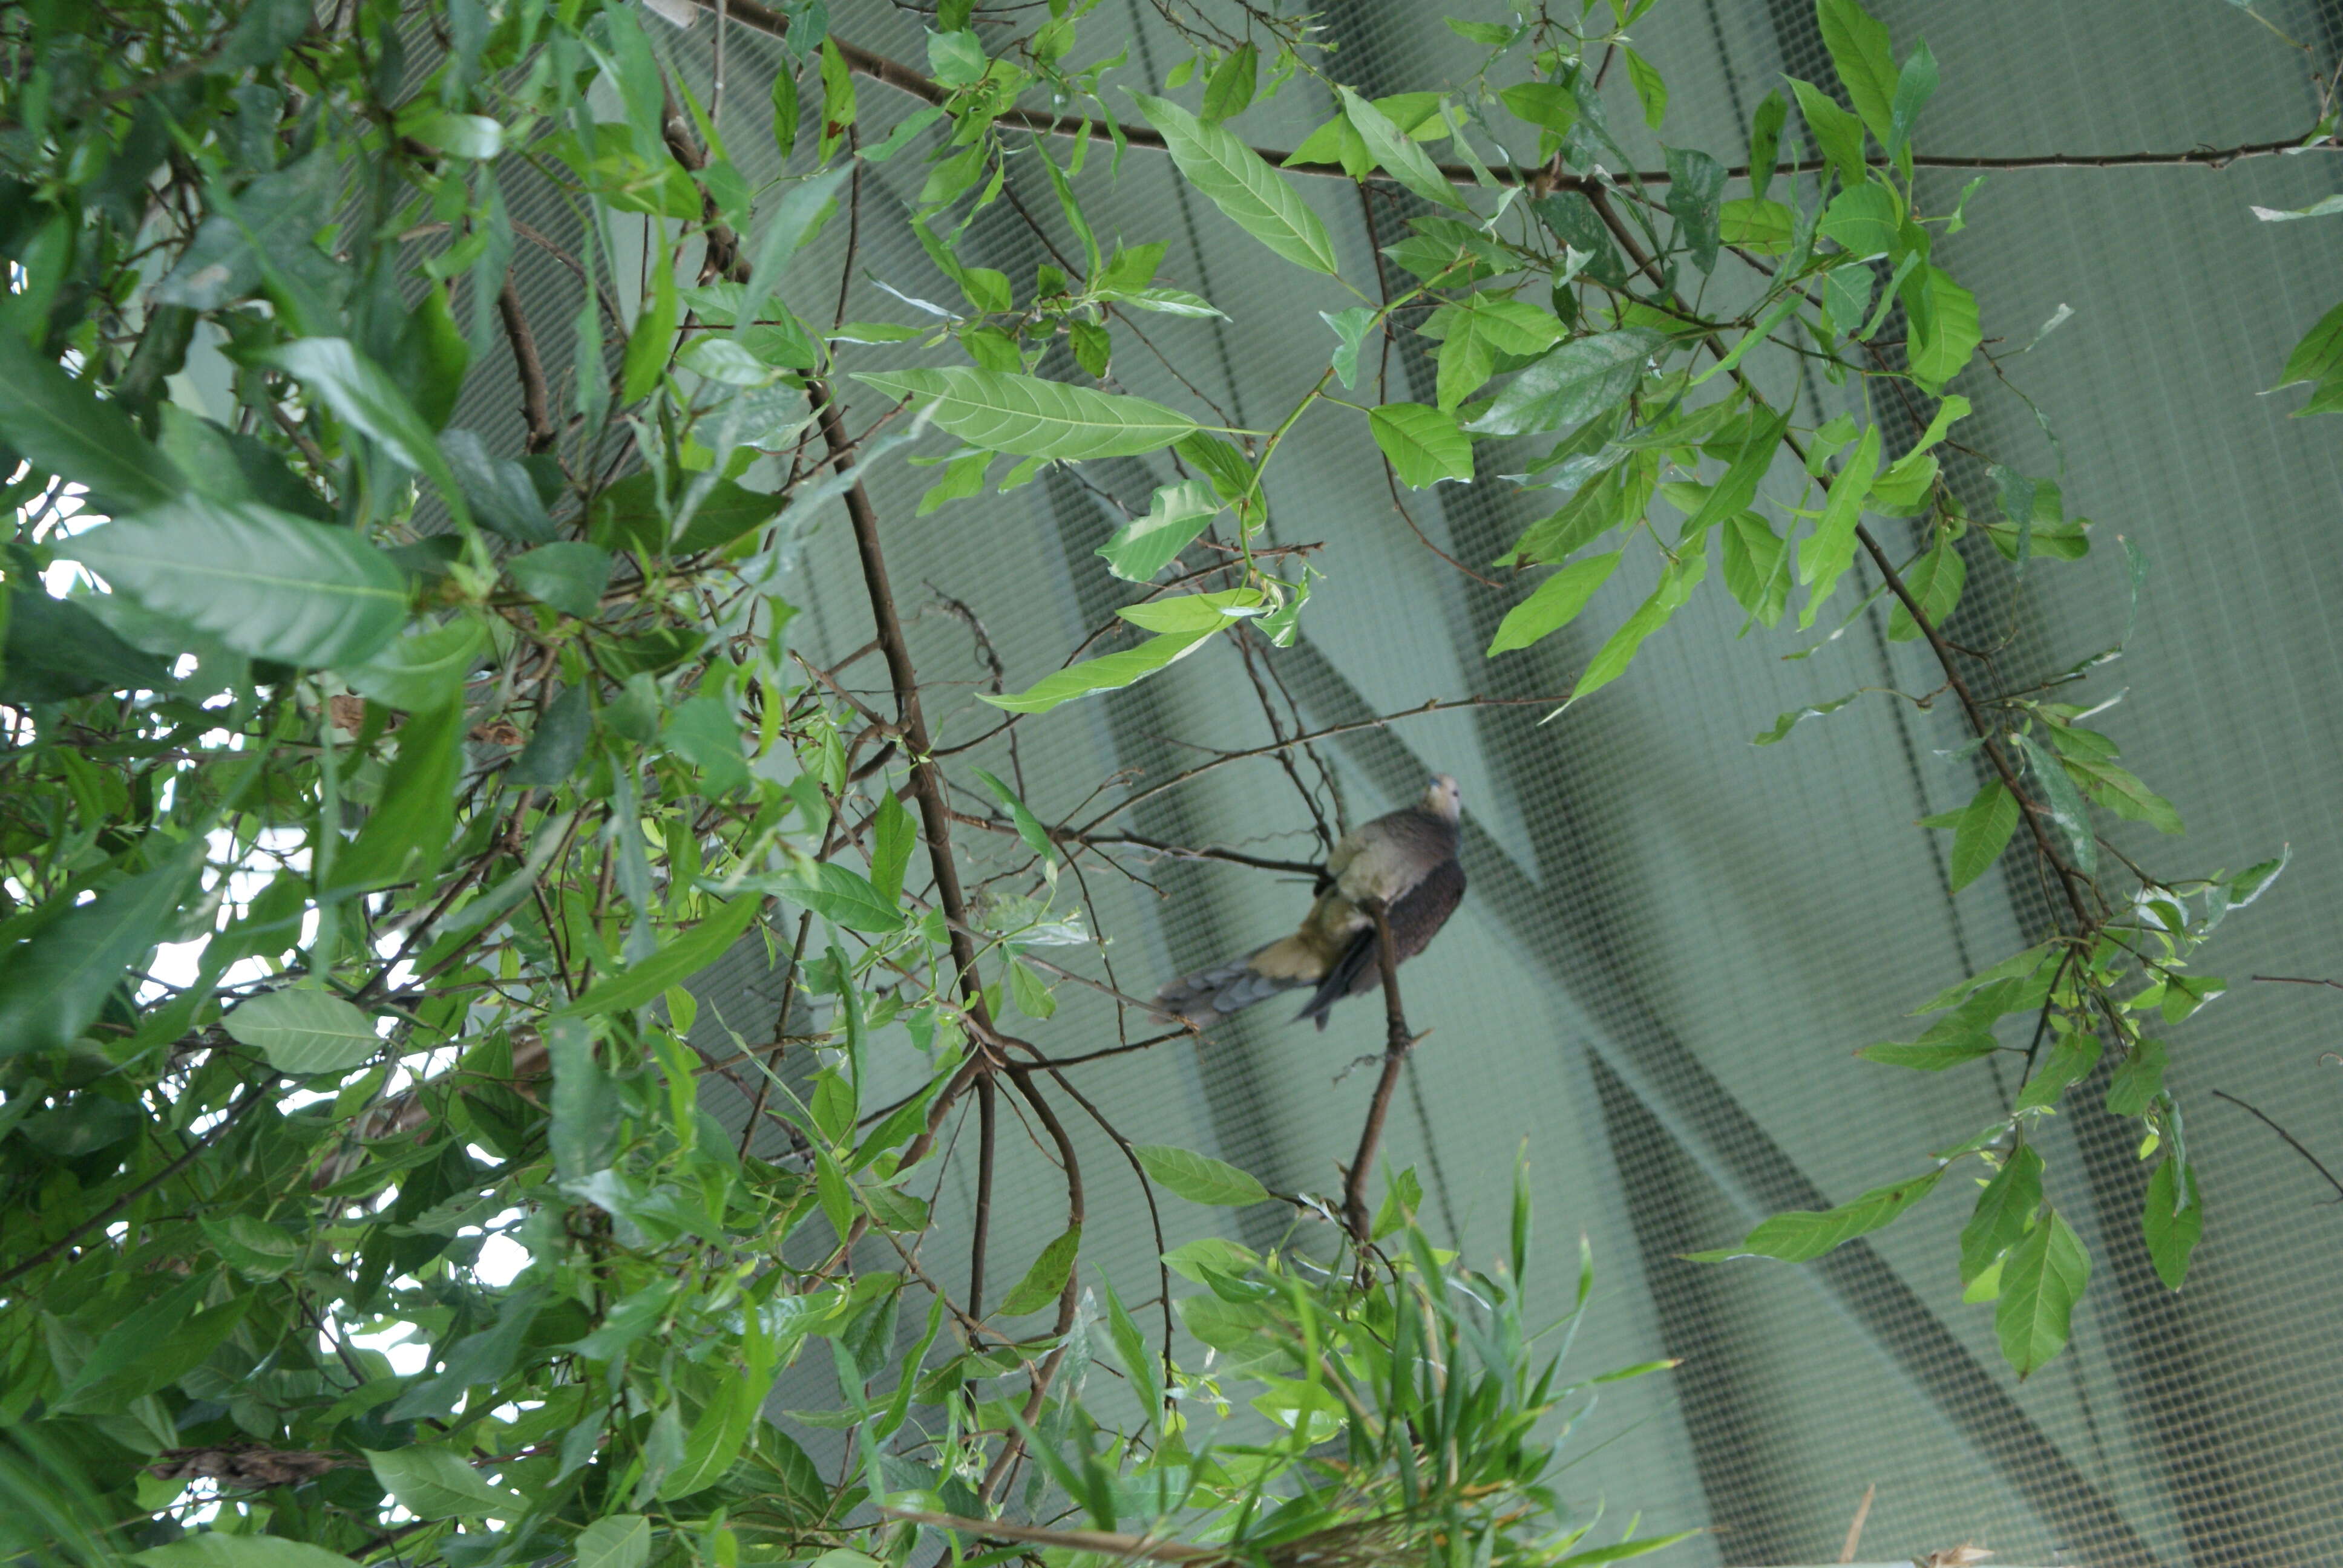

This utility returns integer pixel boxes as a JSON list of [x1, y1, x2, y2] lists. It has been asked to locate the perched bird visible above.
[[1156, 774, 1466, 1030]]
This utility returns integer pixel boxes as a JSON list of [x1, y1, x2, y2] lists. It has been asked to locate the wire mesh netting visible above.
[[464, 2, 2343, 1561]]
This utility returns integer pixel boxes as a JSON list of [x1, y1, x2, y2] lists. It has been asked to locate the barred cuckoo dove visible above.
[[1155, 775, 1466, 1030]]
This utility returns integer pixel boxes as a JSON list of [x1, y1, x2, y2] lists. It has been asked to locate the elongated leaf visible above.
[[1369, 402, 1474, 486], [65, 497, 407, 667], [1133, 1144, 1270, 1206], [1682, 408, 1789, 538], [557, 894, 765, 1018], [2016, 732, 2099, 877], [139, 1537, 361, 1568], [981, 628, 1216, 714], [343, 616, 483, 711], [1960, 1145, 2042, 1285], [1856, 1031, 1995, 1071], [224, 988, 381, 1075], [1571, 553, 1704, 702], [870, 791, 916, 908], [1948, 779, 2018, 891], [2103, 1036, 2168, 1118], [1664, 147, 1726, 272], [761, 862, 905, 933], [2143, 1157, 2201, 1290], [258, 338, 464, 508], [2273, 299, 2343, 388], [366, 1446, 515, 1520], [1487, 552, 1621, 655], [1904, 266, 1981, 391], [1818, 0, 1899, 145], [972, 768, 1059, 867], [1797, 425, 1881, 625], [508, 543, 612, 619], [1467, 330, 1664, 437], [573, 1517, 651, 1568], [1337, 88, 1467, 211], [1098, 480, 1220, 581], [1688, 1168, 1944, 1263], [0, 835, 205, 1060], [0, 333, 185, 511], [998, 1225, 1082, 1315], [1132, 94, 1340, 273], [1996, 1207, 2088, 1376], [327, 697, 464, 897], [854, 367, 1194, 460], [1787, 77, 1868, 189]]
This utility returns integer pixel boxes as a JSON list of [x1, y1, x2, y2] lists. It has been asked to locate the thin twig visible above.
[[1341, 901, 1416, 1249], [2210, 1089, 2343, 1201]]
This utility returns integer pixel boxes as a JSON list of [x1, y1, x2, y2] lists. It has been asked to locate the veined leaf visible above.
[[998, 1225, 1081, 1315], [1133, 1144, 1271, 1206], [1817, 0, 1899, 144], [0, 332, 185, 511], [1996, 1207, 2088, 1377], [0, 834, 206, 1060], [1132, 94, 1341, 273], [365, 1446, 516, 1520], [1098, 480, 1220, 581], [64, 497, 408, 668], [224, 988, 381, 1076], [1570, 552, 1705, 702], [1688, 1168, 1944, 1263], [1467, 330, 1664, 437], [258, 338, 465, 514], [853, 367, 1195, 460], [555, 894, 765, 1018], [1948, 778, 2019, 891], [572, 1517, 651, 1568], [1337, 87, 1468, 211], [1487, 552, 1621, 655], [2143, 1157, 2201, 1291], [139, 1537, 361, 1568], [1369, 402, 1475, 486], [761, 862, 905, 933], [980, 629, 1216, 714], [1959, 1146, 2042, 1286]]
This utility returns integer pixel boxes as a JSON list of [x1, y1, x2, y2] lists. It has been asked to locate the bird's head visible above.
[[1421, 773, 1462, 822]]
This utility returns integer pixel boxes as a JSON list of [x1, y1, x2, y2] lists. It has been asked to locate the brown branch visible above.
[[2211, 1089, 2343, 1201], [2251, 975, 2343, 991], [1341, 900, 1416, 1249], [496, 273, 557, 456], [879, 1509, 1216, 1563], [684, 0, 2335, 187]]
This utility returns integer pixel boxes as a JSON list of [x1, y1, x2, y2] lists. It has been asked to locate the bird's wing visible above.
[[1332, 808, 1458, 907], [1296, 857, 1466, 1027]]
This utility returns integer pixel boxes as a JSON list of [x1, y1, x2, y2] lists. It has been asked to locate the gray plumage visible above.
[[1156, 774, 1466, 1030]]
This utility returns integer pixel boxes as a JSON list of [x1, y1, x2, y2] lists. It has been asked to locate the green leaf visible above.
[[224, 988, 381, 1076], [1682, 407, 1790, 540], [573, 1516, 652, 1568], [1960, 1145, 2042, 1285], [765, 862, 905, 933], [593, 473, 784, 557], [441, 430, 557, 543], [64, 497, 408, 667], [0, 587, 174, 705], [327, 697, 464, 897], [507, 543, 612, 620], [1132, 1143, 1271, 1206], [509, 685, 592, 788], [623, 258, 678, 405], [1007, 955, 1057, 1019], [1467, 329, 1665, 437], [1856, 1031, 1996, 1071], [998, 1224, 1081, 1315], [1487, 552, 1621, 655], [1199, 42, 1257, 125], [0, 332, 185, 512], [1947, 779, 2018, 891], [1570, 553, 1705, 702], [2249, 193, 2343, 221], [548, 1019, 618, 1183], [405, 109, 503, 161], [2142, 1157, 2201, 1291], [1098, 479, 1220, 581], [1904, 265, 1981, 390], [1718, 198, 1795, 255], [2016, 1030, 2102, 1112], [1820, 181, 1899, 262], [1337, 88, 1468, 211], [1817, 0, 1899, 144], [661, 1364, 764, 1499], [2015, 732, 2099, 877], [1720, 510, 1791, 626], [365, 1446, 515, 1520], [1797, 425, 1881, 625], [870, 791, 916, 908], [973, 769, 1058, 867], [139, 1537, 361, 1568], [1747, 88, 1788, 203], [1132, 94, 1340, 273], [555, 894, 765, 1018], [1751, 692, 1858, 745], [2273, 299, 2343, 388], [1369, 402, 1474, 487], [1663, 148, 1725, 272], [1622, 47, 1668, 129], [980, 629, 1216, 714], [1688, 1168, 1944, 1263], [257, 338, 464, 515], [1996, 1207, 2088, 1377], [1555, 1530, 1703, 1566], [342, 616, 484, 712], [1885, 537, 1967, 641], [1498, 81, 1578, 138], [1118, 587, 1264, 634], [2104, 1036, 2168, 1118], [1787, 78, 1868, 189], [0, 835, 205, 1060], [1886, 41, 1939, 163], [853, 367, 1195, 460]]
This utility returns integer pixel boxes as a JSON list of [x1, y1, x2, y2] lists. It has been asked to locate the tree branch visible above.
[[1341, 901, 1416, 1249]]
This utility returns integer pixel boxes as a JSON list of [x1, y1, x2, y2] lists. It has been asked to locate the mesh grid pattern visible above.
[[488, 2, 2343, 1560]]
